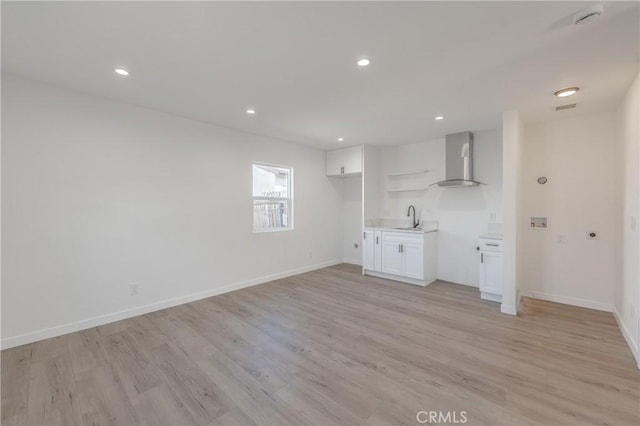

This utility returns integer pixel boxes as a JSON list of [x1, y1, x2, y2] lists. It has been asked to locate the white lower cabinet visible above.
[[381, 238, 404, 275], [363, 230, 376, 271], [402, 241, 424, 280], [363, 229, 437, 286], [373, 231, 382, 271], [478, 238, 503, 302]]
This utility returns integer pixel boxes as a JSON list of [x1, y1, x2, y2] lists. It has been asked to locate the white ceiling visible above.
[[2, 1, 638, 148]]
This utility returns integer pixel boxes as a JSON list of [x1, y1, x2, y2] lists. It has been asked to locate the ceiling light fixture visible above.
[[434, 115, 444, 120], [114, 68, 129, 76], [337, 137, 344, 142], [357, 58, 370, 67], [246, 109, 256, 114], [554, 87, 579, 97]]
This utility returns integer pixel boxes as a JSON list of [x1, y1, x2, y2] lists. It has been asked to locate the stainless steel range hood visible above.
[[431, 131, 485, 188]]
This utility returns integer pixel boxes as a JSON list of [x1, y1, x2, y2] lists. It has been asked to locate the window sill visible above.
[[253, 227, 294, 234]]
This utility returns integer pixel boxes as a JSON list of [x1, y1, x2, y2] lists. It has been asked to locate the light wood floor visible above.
[[2, 264, 639, 426]]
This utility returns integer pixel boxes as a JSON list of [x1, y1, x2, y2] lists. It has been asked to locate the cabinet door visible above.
[[480, 251, 503, 295], [381, 240, 403, 276], [363, 230, 376, 270], [326, 150, 343, 176], [342, 146, 363, 175], [402, 241, 424, 280], [374, 231, 382, 272]]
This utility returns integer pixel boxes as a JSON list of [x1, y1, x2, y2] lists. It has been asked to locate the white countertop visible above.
[[480, 233, 503, 240], [365, 226, 438, 234]]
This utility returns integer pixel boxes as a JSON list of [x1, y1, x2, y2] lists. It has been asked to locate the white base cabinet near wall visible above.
[[363, 229, 437, 286], [478, 237, 503, 302], [363, 229, 380, 271]]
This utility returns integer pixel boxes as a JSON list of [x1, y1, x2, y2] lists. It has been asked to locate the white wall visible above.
[[520, 110, 620, 312], [363, 145, 381, 227], [377, 129, 503, 287], [342, 176, 362, 265], [617, 72, 640, 365], [502, 110, 523, 315], [1, 74, 344, 348]]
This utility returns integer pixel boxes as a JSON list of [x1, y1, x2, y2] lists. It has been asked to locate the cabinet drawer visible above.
[[479, 239, 502, 252], [381, 231, 423, 245]]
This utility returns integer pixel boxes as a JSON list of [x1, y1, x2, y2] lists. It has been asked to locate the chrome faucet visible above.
[[407, 205, 419, 228]]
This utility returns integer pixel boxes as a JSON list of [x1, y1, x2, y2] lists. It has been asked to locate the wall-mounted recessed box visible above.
[[530, 217, 548, 229]]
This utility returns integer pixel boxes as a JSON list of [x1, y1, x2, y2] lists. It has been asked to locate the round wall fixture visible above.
[[537, 177, 548, 184]]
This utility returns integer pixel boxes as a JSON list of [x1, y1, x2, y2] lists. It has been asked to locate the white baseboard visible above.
[[343, 258, 362, 266], [1, 259, 343, 350], [364, 269, 429, 287], [481, 292, 502, 303], [500, 304, 517, 315], [613, 309, 640, 369], [524, 291, 613, 312]]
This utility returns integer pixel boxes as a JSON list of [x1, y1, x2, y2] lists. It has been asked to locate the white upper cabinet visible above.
[[326, 149, 343, 176], [326, 146, 362, 176]]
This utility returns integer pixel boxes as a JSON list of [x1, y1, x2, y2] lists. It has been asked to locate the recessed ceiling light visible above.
[[114, 68, 129, 76], [357, 58, 370, 67], [435, 115, 444, 120], [337, 137, 344, 142], [246, 109, 256, 114], [554, 87, 579, 97]]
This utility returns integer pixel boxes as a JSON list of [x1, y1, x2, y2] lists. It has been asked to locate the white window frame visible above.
[[252, 162, 294, 233]]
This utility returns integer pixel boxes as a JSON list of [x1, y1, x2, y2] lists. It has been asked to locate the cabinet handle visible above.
[[486, 243, 499, 247], [376, 236, 379, 244], [363, 232, 366, 239], [481, 253, 484, 263], [341, 166, 344, 174]]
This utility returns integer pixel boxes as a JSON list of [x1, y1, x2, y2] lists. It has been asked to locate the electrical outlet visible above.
[[129, 282, 140, 296], [489, 212, 497, 222], [556, 234, 566, 244]]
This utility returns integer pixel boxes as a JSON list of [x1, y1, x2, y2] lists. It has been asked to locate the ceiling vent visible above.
[[556, 103, 577, 111], [574, 5, 603, 25]]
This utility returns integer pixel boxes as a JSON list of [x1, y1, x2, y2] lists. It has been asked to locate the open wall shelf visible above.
[[386, 168, 431, 192], [387, 169, 430, 177], [387, 187, 429, 192]]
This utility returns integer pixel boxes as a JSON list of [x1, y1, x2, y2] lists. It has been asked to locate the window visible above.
[[252, 162, 293, 232]]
